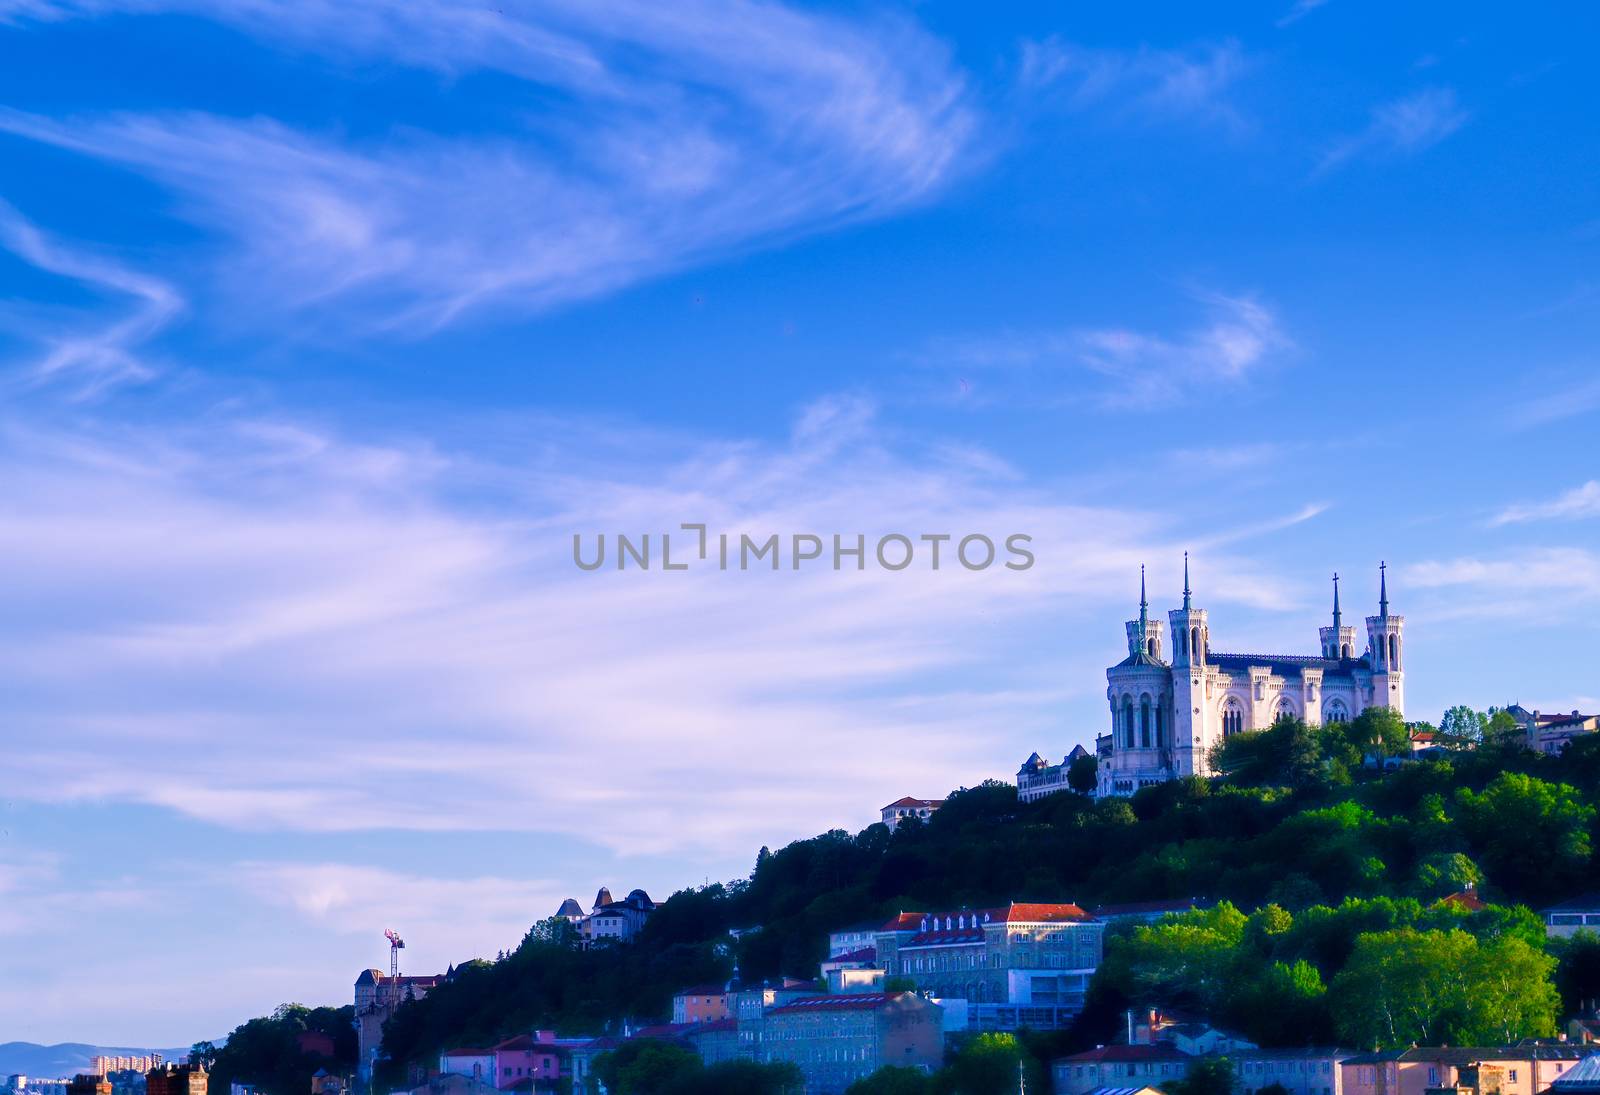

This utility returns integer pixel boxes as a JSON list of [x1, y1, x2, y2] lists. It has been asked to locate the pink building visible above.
[[491, 1034, 561, 1089], [1340, 1046, 1588, 1095]]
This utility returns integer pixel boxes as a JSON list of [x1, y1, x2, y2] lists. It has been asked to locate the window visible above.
[[1222, 701, 1244, 737]]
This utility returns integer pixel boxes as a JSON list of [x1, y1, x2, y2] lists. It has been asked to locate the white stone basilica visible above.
[[1097, 558, 1405, 796]]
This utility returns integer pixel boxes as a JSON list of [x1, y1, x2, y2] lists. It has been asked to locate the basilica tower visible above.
[[1167, 553, 1211, 775], [1365, 562, 1405, 715]]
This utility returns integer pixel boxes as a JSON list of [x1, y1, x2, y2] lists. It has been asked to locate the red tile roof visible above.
[[1438, 889, 1487, 912], [883, 797, 944, 809], [881, 912, 925, 932], [824, 947, 878, 964], [440, 1049, 493, 1057]]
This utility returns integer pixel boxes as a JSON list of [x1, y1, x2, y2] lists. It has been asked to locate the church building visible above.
[[1097, 559, 1405, 796]]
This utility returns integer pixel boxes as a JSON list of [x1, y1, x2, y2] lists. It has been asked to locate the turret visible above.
[[1320, 572, 1356, 659], [1124, 564, 1164, 662], [1365, 562, 1406, 714], [1168, 552, 1208, 669]]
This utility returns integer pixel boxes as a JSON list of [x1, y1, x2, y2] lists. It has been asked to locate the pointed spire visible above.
[[1379, 560, 1389, 617], [1183, 552, 1192, 610], [1331, 571, 1342, 631]]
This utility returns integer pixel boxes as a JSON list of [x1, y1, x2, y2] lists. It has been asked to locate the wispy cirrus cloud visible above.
[[1275, 0, 1331, 28], [1019, 37, 1251, 130], [1510, 375, 1600, 428], [0, 199, 181, 396], [0, 394, 1314, 858], [1492, 481, 1600, 526], [923, 291, 1289, 408], [1405, 548, 1600, 620], [0, 0, 975, 330], [1317, 87, 1469, 173]]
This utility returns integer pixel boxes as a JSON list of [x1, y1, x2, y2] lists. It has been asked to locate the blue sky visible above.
[[2, 0, 1600, 1047]]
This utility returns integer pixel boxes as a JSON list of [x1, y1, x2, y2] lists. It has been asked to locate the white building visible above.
[[1099, 558, 1405, 796], [553, 887, 657, 947], [880, 797, 942, 830]]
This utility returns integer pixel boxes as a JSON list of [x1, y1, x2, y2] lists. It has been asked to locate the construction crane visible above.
[[384, 929, 405, 1010]]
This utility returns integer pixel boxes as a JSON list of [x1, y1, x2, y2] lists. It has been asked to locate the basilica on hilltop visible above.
[[1096, 558, 1405, 796]]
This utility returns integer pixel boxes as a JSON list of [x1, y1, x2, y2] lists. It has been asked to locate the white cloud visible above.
[[1510, 376, 1600, 428], [925, 291, 1289, 407], [1492, 481, 1600, 526], [233, 862, 566, 954], [1318, 87, 1469, 173], [0, 199, 182, 395], [0, 399, 1312, 859], [1404, 549, 1600, 620], [1019, 38, 1250, 130], [1275, 0, 1330, 28], [0, 0, 975, 330]]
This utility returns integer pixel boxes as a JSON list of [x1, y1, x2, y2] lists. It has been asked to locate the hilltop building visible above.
[[553, 887, 657, 947], [1096, 560, 1405, 796], [1017, 745, 1092, 803], [355, 968, 443, 1083], [880, 797, 942, 831], [1507, 704, 1600, 754]]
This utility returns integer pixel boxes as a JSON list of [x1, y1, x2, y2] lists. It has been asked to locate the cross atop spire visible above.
[[1379, 560, 1389, 617], [1332, 571, 1342, 631], [1139, 564, 1148, 625], [1183, 551, 1191, 609]]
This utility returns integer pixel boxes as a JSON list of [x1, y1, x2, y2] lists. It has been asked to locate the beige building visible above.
[[760, 993, 942, 1095]]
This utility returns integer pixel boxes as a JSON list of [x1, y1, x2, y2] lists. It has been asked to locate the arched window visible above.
[[1275, 698, 1296, 722], [1325, 700, 1348, 724], [1147, 637, 1156, 656], [1222, 700, 1244, 737], [1389, 634, 1398, 668], [1121, 695, 1135, 749], [1190, 627, 1199, 660], [1140, 695, 1152, 748], [1341, 643, 1351, 659]]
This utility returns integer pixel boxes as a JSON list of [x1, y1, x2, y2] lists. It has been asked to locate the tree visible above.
[[1170, 1056, 1237, 1095], [675, 1060, 803, 1095], [1069, 753, 1099, 794], [1455, 773, 1594, 904], [934, 1033, 1044, 1095], [592, 1040, 703, 1095], [1552, 930, 1600, 1016], [1348, 707, 1410, 760], [1329, 928, 1558, 1049], [1439, 706, 1487, 746], [847, 1066, 934, 1095], [1413, 853, 1482, 900]]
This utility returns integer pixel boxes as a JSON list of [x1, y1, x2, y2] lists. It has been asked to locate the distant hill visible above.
[[0, 1044, 196, 1080]]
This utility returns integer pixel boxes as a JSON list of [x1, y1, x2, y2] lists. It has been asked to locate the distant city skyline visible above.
[[2, 0, 1599, 1046]]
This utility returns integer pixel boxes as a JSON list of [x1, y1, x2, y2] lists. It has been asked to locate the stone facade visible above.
[[760, 993, 942, 1095], [1100, 561, 1405, 796], [874, 903, 1102, 1030]]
